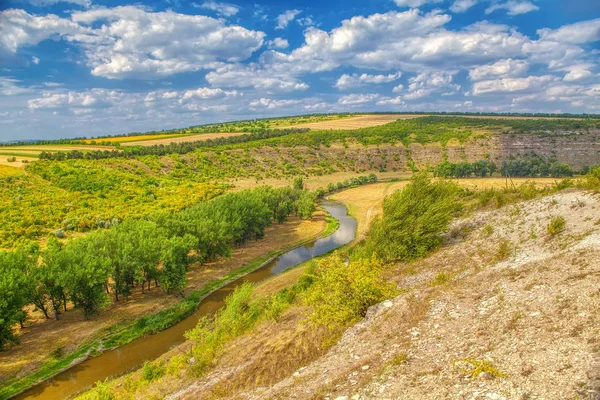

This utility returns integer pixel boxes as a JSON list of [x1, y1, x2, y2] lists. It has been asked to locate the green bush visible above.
[[547, 215, 566, 236], [141, 361, 165, 382], [362, 173, 462, 261], [302, 254, 397, 329]]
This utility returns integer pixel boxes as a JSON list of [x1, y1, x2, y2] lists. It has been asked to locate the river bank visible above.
[[2, 210, 335, 400]]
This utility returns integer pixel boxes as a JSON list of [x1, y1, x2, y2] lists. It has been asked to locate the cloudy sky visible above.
[[0, 0, 599, 141]]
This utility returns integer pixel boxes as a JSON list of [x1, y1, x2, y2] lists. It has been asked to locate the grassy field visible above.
[[121, 131, 250, 146], [0, 165, 25, 177], [82, 134, 185, 144], [0, 145, 114, 166], [279, 114, 406, 130], [0, 211, 327, 391]]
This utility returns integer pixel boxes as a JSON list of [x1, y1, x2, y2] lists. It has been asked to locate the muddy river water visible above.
[[17, 201, 356, 399]]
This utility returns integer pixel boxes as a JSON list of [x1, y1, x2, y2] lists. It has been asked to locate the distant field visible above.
[[0, 145, 114, 165], [279, 114, 407, 130], [121, 131, 250, 146], [82, 134, 184, 144]]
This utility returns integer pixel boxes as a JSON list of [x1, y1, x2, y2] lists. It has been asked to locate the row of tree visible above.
[[434, 159, 580, 178], [0, 185, 315, 350], [38, 129, 308, 161]]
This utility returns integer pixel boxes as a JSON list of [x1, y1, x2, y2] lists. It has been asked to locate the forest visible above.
[[0, 184, 315, 349]]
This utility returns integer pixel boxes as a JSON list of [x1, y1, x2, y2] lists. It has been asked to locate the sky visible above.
[[0, 0, 599, 141]]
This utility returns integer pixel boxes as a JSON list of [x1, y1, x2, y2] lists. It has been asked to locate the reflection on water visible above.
[[16, 201, 356, 400]]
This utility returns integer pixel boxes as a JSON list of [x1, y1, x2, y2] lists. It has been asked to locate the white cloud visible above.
[[404, 71, 460, 99], [537, 18, 600, 44], [0, 9, 88, 58], [0, 78, 33, 96], [337, 93, 380, 105], [205, 64, 309, 92], [28, 89, 121, 109], [392, 84, 404, 92], [276, 10, 301, 30], [249, 97, 301, 109], [563, 68, 593, 82], [69, 6, 265, 79], [335, 72, 401, 90], [472, 75, 557, 95], [181, 87, 238, 100], [268, 38, 289, 49], [393, 0, 442, 7], [485, 1, 539, 16], [377, 96, 404, 105], [469, 58, 529, 81], [26, 0, 91, 7], [31, 56, 40, 64], [450, 0, 478, 13], [194, 1, 240, 17]]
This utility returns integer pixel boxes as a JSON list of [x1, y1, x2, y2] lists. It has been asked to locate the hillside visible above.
[[101, 187, 600, 400]]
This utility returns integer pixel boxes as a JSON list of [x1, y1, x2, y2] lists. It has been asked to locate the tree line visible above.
[[37, 129, 308, 161], [0, 185, 316, 350], [434, 159, 584, 178]]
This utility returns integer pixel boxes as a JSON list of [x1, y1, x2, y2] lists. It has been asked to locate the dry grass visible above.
[[0, 213, 327, 383], [82, 134, 182, 144], [0, 157, 36, 168], [278, 114, 409, 130], [121, 132, 250, 147], [232, 171, 412, 191], [330, 180, 411, 240]]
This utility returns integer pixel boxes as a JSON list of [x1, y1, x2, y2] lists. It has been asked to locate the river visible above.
[[16, 201, 356, 399]]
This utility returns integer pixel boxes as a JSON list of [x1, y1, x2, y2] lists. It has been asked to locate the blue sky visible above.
[[0, 0, 599, 141]]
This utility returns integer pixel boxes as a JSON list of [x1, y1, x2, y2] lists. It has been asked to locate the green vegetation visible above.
[[547, 215, 566, 236], [360, 174, 462, 261], [0, 185, 314, 349], [302, 254, 397, 329]]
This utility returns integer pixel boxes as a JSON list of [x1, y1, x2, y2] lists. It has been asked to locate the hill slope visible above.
[[170, 190, 600, 400]]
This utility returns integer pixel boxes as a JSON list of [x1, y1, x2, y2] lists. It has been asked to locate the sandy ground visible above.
[[121, 132, 250, 146], [0, 212, 326, 383]]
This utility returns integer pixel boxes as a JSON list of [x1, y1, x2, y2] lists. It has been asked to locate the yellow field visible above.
[[279, 114, 408, 130], [0, 164, 25, 177], [83, 134, 183, 144], [121, 131, 250, 146]]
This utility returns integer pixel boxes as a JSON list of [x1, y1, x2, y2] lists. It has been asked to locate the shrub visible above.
[[362, 173, 462, 261], [547, 215, 566, 236], [7, 156, 16, 162], [302, 254, 397, 329], [141, 360, 165, 382], [495, 240, 513, 261]]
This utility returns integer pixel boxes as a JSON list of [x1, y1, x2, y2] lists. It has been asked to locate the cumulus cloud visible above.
[[472, 75, 557, 95], [563, 68, 593, 82], [276, 10, 301, 30], [194, 1, 240, 17], [249, 97, 301, 109], [403, 71, 460, 99], [26, 0, 91, 7], [393, 0, 442, 7], [27, 89, 121, 109], [337, 93, 380, 105], [205, 64, 309, 92], [0, 7, 264, 79], [268, 38, 289, 49], [70, 6, 265, 79], [450, 0, 478, 13], [335, 72, 401, 90], [377, 96, 404, 105], [0, 78, 33, 96], [469, 58, 529, 81], [537, 18, 600, 44], [485, 1, 539, 16]]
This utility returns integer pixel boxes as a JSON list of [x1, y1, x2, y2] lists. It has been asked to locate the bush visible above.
[[362, 173, 462, 261], [302, 254, 397, 329], [6, 156, 16, 163], [547, 215, 566, 236], [141, 360, 165, 382]]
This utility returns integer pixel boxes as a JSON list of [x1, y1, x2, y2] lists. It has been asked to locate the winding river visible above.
[[16, 201, 356, 399]]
